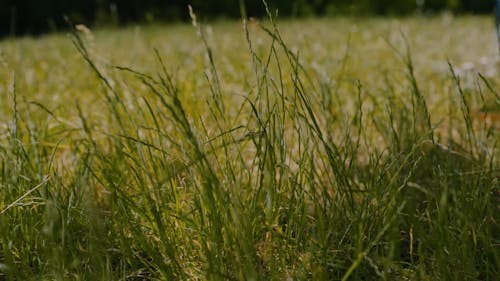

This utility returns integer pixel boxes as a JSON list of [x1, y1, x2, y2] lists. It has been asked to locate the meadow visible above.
[[0, 14, 499, 280]]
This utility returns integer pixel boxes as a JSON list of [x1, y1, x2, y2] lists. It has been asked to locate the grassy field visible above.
[[0, 14, 499, 280]]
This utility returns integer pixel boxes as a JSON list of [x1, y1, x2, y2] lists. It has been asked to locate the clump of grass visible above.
[[0, 5, 499, 281]]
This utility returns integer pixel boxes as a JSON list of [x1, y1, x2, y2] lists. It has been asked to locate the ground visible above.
[[0, 16, 498, 280]]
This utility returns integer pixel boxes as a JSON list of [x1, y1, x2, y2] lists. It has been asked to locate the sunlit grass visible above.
[[0, 14, 498, 280]]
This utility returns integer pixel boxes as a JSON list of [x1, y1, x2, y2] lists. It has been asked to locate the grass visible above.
[[0, 12, 499, 280]]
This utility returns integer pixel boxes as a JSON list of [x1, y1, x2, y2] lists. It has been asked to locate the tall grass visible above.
[[0, 9, 498, 281]]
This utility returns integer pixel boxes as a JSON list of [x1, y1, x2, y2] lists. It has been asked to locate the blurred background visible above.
[[0, 0, 495, 38]]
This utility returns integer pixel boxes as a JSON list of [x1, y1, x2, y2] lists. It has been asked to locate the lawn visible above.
[[0, 15, 499, 280]]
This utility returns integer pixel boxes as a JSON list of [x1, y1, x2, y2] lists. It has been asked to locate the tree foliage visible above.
[[0, 0, 495, 37]]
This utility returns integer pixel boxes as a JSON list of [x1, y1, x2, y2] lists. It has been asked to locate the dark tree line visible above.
[[0, 0, 495, 38]]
